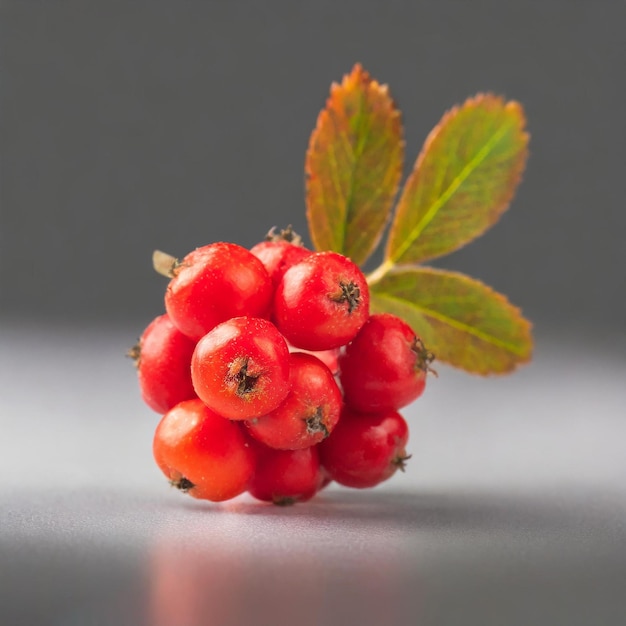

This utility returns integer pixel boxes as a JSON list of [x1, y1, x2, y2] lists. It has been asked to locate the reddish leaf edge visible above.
[[305, 63, 405, 263]]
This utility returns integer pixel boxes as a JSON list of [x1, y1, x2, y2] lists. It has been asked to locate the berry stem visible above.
[[366, 259, 394, 286]]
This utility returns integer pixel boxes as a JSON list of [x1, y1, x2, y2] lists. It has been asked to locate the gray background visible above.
[[1, 1, 624, 331], [1, 3, 626, 626]]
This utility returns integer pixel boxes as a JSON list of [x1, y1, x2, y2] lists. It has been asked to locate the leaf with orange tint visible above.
[[383, 94, 528, 268], [369, 266, 533, 374], [306, 64, 404, 266]]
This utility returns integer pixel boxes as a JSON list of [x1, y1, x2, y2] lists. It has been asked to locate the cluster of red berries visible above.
[[131, 228, 434, 505]]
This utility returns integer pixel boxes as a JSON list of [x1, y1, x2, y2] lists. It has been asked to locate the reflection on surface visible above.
[[146, 501, 412, 626], [2, 487, 626, 625]]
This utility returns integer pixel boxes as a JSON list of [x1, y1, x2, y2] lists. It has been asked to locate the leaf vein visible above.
[[372, 292, 525, 356], [392, 121, 512, 264], [341, 93, 369, 252]]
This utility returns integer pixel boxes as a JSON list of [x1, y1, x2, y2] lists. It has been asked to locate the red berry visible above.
[[153, 399, 255, 502], [273, 251, 370, 350], [246, 352, 342, 450], [339, 313, 434, 412], [191, 317, 290, 420], [165, 242, 272, 341], [130, 314, 197, 414], [287, 344, 340, 376], [250, 240, 312, 288], [319, 405, 410, 489], [248, 443, 323, 505]]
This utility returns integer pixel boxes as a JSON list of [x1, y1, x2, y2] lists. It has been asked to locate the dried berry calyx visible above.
[[330, 281, 362, 314], [265, 225, 304, 246], [171, 476, 195, 492], [411, 337, 437, 376]]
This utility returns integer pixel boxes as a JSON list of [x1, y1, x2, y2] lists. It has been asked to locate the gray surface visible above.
[[1, 324, 625, 625], [2, 1, 625, 329]]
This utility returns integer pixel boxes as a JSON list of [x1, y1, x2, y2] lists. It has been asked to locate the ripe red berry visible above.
[[250, 240, 312, 288], [248, 443, 323, 505], [164, 242, 273, 341], [246, 352, 342, 450], [287, 344, 340, 376], [339, 313, 434, 412], [319, 406, 410, 489], [130, 314, 197, 414], [273, 251, 370, 351], [191, 317, 290, 420], [153, 399, 255, 502]]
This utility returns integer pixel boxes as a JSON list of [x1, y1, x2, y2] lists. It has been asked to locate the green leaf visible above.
[[369, 266, 533, 374], [384, 94, 529, 266], [306, 64, 404, 266]]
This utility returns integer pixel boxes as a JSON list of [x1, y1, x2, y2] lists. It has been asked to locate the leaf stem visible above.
[[366, 259, 394, 286]]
